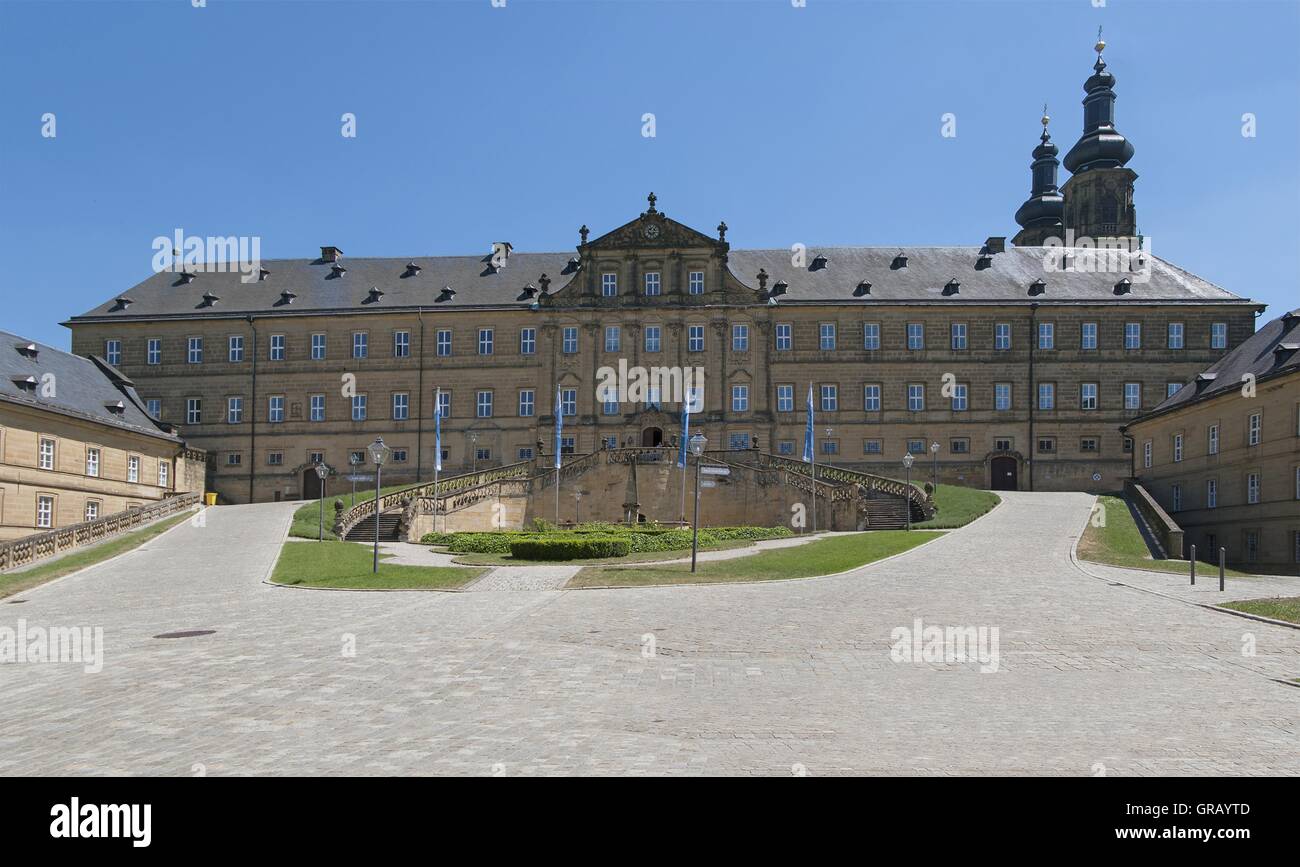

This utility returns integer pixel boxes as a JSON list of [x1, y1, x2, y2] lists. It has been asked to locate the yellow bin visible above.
[[204, 492, 218, 506]]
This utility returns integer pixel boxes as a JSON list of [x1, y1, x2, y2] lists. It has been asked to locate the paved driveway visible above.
[[1, 492, 1296, 776]]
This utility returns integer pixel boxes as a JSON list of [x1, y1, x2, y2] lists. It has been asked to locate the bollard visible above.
[[1219, 547, 1226, 592], [1189, 544, 1196, 586]]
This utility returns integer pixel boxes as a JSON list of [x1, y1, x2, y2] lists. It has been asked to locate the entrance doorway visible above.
[[990, 456, 1018, 491], [641, 427, 663, 447], [302, 467, 325, 500]]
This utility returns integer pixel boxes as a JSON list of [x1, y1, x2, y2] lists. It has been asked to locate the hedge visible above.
[[422, 525, 794, 557], [509, 536, 631, 561]]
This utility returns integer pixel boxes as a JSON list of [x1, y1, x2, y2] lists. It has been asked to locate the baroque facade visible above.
[[64, 44, 1264, 505]]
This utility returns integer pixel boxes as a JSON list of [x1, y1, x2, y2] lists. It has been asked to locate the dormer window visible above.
[[258, 267, 271, 281], [1028, 279, 1046, 296], [11, 375, 37, 392], [810, 254, 828, 271], [770, 280, 789, 297], [330, 263, 347, 277], [943, 278, 960, 296], [891, 253, 908, 270], [1114, 277, 1132, 295], [200, 291, 220, 307], [365, 286, 384, 304], [975, 255, 993, 270], [179, 271, 197, 284], [104, 400, 126, 414], [437, 286, 457, 302], [15, 343, 38, 360], [113, 296, 134, 310], [279, 290, 297, 305], [404, 261, 422, 276], [853, 281, 872, 297], [522, 282, 538, 298]]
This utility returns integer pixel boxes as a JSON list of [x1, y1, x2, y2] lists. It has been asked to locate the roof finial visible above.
[[579, 224, 589, 244], [1095, 25, 1105, 55], [646, 191, 657, 213], [1040, 102, 1051, 141]]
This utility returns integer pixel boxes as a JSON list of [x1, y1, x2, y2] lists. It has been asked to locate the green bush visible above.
[[509, 536, 630, 561], [422, 525, 794, 556], [703, 526, 794, 542]]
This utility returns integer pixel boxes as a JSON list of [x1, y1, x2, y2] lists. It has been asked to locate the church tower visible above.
[[1012, 107, 1065, 247], [1060, 34, 1138, 241]]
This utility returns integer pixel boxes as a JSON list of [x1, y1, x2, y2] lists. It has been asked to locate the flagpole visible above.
[[433, 387, 441, 533], [678, 395, 690, 526], [555, 384, 562, 526], [810, 383, 817, 535]]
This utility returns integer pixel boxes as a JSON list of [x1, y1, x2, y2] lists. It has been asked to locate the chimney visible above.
[[320, 246, 343, 263]]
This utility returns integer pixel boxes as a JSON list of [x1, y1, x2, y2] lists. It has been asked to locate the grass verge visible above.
[[1220, 597, 1300, 625], [271, 540, 485, 590], [289, 484, 412, 541], [913, 485, 1000, 530], [568, 529, 941, 588], [1078, 495, 1251, 577], [0, 511, 193, 599]]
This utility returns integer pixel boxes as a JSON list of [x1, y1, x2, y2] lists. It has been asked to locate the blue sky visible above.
[[1, 0, 1296, 348]]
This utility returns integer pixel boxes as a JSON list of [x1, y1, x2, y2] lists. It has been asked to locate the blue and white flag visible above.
[[802, 383, 814, 463], [554, 384, 563, 470], [434, 388, 442, 472], [677, 397, 690, 468]]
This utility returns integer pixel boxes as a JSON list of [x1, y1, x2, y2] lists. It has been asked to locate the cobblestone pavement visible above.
[[1077, 557, 1300, 608], [1, 492, 1297, 776]]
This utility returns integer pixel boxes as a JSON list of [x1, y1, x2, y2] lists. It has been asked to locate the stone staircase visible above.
[[344, 512, 403, 542], [863, 497, 912, 529]]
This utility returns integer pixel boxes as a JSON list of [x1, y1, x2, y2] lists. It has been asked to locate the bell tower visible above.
[[1012, 106, 1065, 247]]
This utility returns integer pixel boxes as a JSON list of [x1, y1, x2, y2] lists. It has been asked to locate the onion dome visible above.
[[1062, 36, 1136, 173]]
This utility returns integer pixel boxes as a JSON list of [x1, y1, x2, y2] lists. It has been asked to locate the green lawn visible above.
[[0, 511, 194, 599], [1220, 597, 1300, 625], [289, 483, 412, 540], [1079, 495, 1251, 577], [271, 540, 485, 590], [567, 529, 941, 588], [448, 538, 757, 567], [913, 484, 1001, 529]]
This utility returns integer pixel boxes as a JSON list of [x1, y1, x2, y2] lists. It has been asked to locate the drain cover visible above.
[[6, 599, 27, 604], [153, 629, 216, 639]]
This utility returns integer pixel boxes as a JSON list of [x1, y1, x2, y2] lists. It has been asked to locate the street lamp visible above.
[[468, 431, 479, 475], [575, 489, 582, 525], [902, 452, 915, 532], [930, 441, 940, 489], [348, 451, 362, 502], [367, 436, 392, 573], [689, 433, 707, 572], [313, 460, 329, 541]]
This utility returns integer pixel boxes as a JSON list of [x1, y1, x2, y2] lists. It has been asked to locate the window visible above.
[[352, 332, 368, 359], [644, 271, 661, 295], [1038, 322, 1054, 350], [1125, 322, 1142, 350], [602, 397, 619, 415], [476, 391, 494, 418], [188, 337, 203, 364], [994, 383, 1012, 411], [520, 328, 536, 355], [688, 271, 704, 295], [392, 393, 409, 421], [995, 438, 1013, 452], [950, 323, 967, 350], [147, 338, 162, 365], [560, 436, 575, 456], [37, 495, 54, 529], [1124, 382, 1141, 410], [908, 439, 926, 455], [1211, 322, 1228, 349], [351, 395, 367, 421], [1248, 412, 1262, 446], [1173, 434, 1183, 463], [146, 399, 161, 419], [1143, 440, 1152, 469], [688, 325, 704, 353], [820, 384, 838, 412], [776, 384, 794, 413], [1079, 438, 1099, 453], [1247, 473, 1260, 504], [85, 500, 100, 522], [269, 396, 285, 423], [310, 394, 325, 422], [732, 324, 750, 351], [994, 323, 1011, 351], [311, 333, 327, 360], [127, 454, 140, 483], [775, 323, 792, 351], [85, 448, 100, 477], [1171, 484, 1182, 512], [105, 339, 122, 366], [1081, 383, 1098, 411], [38, 438, 55, 470], [227, 453, 242, 466], [350, 450, 366, 465], [518, 390, 535, 417], [477, 328, 493, 356], [393, 331, 410, 358], [1206, 478, 1217, 509], [1081, 322, 1098, 350], [950, 438, 970, 455], [1037, 438, 1056, 454], [561, 388, 577, 417], [227, 396, 243, 424], [1245, 530, 1259, 563], [436, 329, 451, 357], [819, 323, 836, 351], [731, 385, 749, 412], [779, 441, 795, 456], [864, 384, 881, 412], [187, 398, 202, 425], [1167, 322, 1185, 349], [1295, 466, 1300, 500], [907, 323, 924, 350], [436, 391, 451, 419], [820, 440, 838, 456], [562, 326, 578, 354], [517, 447, 535, 461], [863, 322, 881, 350], [601, 273, 618, 296], [951, 383, 968, 412], [270, 333, 286, 361], [1208, 424, 1219, 455], [227, 335, 243, 362], [644, 326, 661, 353], [907, 384, 925, 412], [267, 452, 284, 466], [603, 326, 620, 353], [1038, 383, 1055, 410], [1167, 382, 1182, 399], [863, 439, 883, 455]]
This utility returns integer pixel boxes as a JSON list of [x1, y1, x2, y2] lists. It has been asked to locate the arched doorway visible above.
[[641, 427, 663, 447], [302, 466, 325, 500], [990, 456, 1018, 491]]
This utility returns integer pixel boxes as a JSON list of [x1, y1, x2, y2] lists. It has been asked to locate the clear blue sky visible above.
[[1, 0, 1296, 348]]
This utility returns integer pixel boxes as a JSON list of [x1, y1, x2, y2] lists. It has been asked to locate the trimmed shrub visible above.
[[701, 526, 794, 542], [509, 536, 630, 561]]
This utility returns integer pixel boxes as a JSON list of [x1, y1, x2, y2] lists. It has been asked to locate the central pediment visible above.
[[582, 192, 727, 254]]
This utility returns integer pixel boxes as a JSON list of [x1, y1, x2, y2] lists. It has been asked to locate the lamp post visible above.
[[468, 431, 479, 475], [575, 489, 582, 525], [313, 460, 329, 541], [368, 436, 391, 573], [348, 451, 361, 502], [930, 441, 940, 489], [902, 452, 915, 532], [689, 433, 707, 572]]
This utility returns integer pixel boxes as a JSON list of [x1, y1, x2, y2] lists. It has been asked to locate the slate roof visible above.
[[1132, 309, 1300, 422], [65, 245, 1254, 322], [0, 331, 180, 442]]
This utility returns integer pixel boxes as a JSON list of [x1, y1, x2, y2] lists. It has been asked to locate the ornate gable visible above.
[[584, 192, 727, 252]]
